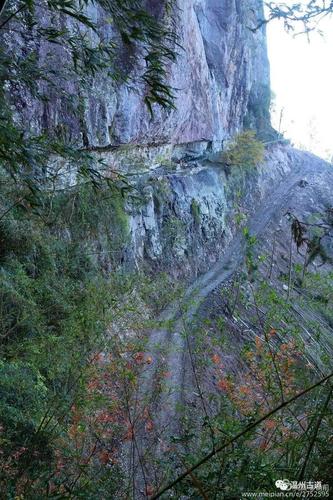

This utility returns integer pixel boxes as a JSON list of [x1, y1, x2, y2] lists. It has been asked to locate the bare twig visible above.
[[0, 2, 26, 30], [0, 0, 8, 17], [176, 452, 209, 500], [182, 320, 216, 450], [268, 233, 276, 279], [249, 282, 285, 403], [0, 197, 24, 222]]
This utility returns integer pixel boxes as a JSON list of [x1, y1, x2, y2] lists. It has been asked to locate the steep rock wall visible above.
[[95, 145, 326, 278], [7, 0, 272, 150], [99, 0, 271, 148], [4, 0, 298, 281]]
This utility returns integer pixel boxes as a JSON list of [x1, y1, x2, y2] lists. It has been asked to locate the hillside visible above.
[[0, 0, 332, 498]]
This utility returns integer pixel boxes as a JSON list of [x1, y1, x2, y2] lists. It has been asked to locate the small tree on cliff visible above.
[[221, 130, 265, 168]]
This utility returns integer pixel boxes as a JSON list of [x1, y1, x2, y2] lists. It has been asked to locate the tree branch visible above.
[[298, 385, 332, 481], [151, 371, 333, 499], [0, 2, 27, 30], [0, 0, 8, 17]]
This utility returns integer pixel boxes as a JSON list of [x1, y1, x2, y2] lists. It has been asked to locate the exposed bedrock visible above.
[[93, 145, 332, 279], [8, 0, 273, 148], [4, 0, 332, 282]]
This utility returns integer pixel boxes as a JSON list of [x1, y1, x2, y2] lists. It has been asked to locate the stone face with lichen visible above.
[[4, 0, 272, 151], [7, 0, 318, 281]]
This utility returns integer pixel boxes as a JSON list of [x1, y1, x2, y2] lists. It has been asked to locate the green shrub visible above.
[[221, 130, 264, 167], [0, 180, 116, 492], [191, 199, 201, 225], [0, 362, 47, 436]]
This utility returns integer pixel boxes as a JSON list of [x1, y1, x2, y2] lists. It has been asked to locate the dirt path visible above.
[[127, 152, 332, 496], [140, 165, 312, 413]]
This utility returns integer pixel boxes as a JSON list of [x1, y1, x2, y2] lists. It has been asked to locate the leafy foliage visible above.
[[1, 1, 333, 498], [256, 1, 333, 34], [0, 198, 108, 493], [145, 223, 333, 499], [1, 0, 178, 107], [0, 166, 183, 496], [221, 130, 265, 167], [0, 0, 180, 482]]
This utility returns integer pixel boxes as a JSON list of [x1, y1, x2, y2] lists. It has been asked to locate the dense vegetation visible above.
[[221, 130, 265, 168], [0, 1, 333, 498], [148, 226, 333, 498], [2, 187, 331, 496], [0, 183, 113, 495], [0, 0, 179, 496], [0, 177, 183, 496]]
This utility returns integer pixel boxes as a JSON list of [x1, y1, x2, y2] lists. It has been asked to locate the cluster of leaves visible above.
[[0, 180, 117, 494], [0, 8, 179, 492], [257, 1, 333, 34], [221, 130, 265, 168], [102, 0, 180, 113], [1, 0, 179, 105]]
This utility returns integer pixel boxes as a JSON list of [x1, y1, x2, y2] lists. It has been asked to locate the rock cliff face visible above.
[[95, 144, 325, 278], [60, 0, 279, 277], [10, 0, 272, 150], [6, 0, 310, 280], [95, 0, 272, 148]]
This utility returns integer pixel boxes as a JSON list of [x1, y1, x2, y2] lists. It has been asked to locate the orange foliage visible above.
[[239, 385, 251, 396], [87, 379, 99, 392], [211, 354, 221, 365], [146, 485, 154, 497], [96, 410, 114, 424], [217, 378, 231, 391], [259, 441, 268, 451], [255, 336, 263, 350], [124, 425, 134, 441], [98, 449, 111, 465], [145, 420, 154, 432], [265, 419, 276, 431], [134, 352, 145, 363]]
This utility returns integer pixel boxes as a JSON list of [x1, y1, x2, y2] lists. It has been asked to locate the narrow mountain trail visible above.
[[125, 152, 333, 495], [139, 161, 314, 414]]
